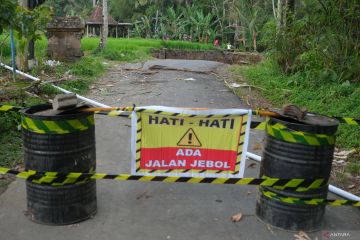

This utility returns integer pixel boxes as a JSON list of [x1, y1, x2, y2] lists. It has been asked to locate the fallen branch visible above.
[[148, 65, 213, 74], [24, 91, 41, 98]]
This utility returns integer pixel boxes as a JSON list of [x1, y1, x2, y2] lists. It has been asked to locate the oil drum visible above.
[[22, 104, 97, 225], [256, 114, 339, 231]]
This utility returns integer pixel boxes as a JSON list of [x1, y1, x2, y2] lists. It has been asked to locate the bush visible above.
[[69, 56, 105, 77], [260, 1, 360, 83], [231, 60, 360, 149]]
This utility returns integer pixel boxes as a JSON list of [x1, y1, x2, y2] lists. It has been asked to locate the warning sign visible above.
[[131, 107, 251, 177], [177, 128, 201, 147]]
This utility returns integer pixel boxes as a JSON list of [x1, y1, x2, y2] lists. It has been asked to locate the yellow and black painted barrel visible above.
[[256, 114, 339, 231], [22, 104, 97, 225]]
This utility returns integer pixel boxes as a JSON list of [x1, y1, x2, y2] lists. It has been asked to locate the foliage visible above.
[[158, 7, 184, 40], [107, 0, 269, 48], [230, 60, 360, 149], [81, 37, 215, 61], [51, 56, 106, 94], [0, 0, 17, 35], [263, 0, 360, 83], [12, 5, 52, 71], [0, 95, 43, 168], [42, 0, 92, 18]]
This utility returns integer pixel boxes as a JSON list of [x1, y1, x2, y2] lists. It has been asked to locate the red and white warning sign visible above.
[[131, 106, 252, 177]]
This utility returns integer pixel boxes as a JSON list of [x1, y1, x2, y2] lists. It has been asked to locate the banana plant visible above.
[[133, 15, 153, 38], [236, 7, 259, 50], [159, 7, 185, 40], [13, 5, 52, 71], [188, 10, 216, 43]]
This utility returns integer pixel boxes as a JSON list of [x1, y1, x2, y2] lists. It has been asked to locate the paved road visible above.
[[0, 60, 359, 240]]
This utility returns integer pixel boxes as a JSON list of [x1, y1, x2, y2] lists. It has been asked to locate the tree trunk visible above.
[[17, 0, 29, 72], [98, 0, 108, 50], [272, 0, 277, 19], [252, 29, 257, 51], [276, 0, 296, 30]]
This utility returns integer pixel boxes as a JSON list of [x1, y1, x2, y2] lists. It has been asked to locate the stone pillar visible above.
[[46, 17, 85, 61]]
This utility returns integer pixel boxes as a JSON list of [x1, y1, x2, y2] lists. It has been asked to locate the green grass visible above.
[[82, 37, 216, 62], [346, 153, 360, 176], [0, 36, 216, 170], [230, 60, 360, 149], [1, 35, 216, 63], [0, 95, 44, 169], [50, 56, 106, 94], [334, 172, 348, 185], [346, 163, 360, 176]]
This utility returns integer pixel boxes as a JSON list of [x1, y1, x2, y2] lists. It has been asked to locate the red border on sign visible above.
[[140, 147, 237, 171]]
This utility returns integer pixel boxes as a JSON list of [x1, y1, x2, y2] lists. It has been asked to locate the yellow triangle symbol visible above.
[[177, 128, 202, 147]]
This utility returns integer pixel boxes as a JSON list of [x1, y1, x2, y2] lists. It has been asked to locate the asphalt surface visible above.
[[0, 60, 359, 240]]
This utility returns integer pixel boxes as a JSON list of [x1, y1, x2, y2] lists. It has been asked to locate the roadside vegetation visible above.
[[231, 61, 360, 150], [1, 0, 359, 193], [0, 35, 216, 171], [227, 0, 360, 193]]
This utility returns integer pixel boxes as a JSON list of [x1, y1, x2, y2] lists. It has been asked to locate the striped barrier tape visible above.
[[1, 104, 359, 128], [250, 121, 267, 130], [252, 109, 360, 126], [0, 167, 327, 191], [0, 167, 357, 207], [266, 122, 335, 146], [21, 115, 95, 134], [334, 117, 360, 125], [260, 189, 360, 207]]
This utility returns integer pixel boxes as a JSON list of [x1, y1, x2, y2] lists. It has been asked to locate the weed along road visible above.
[[0, 60, 359, 239]]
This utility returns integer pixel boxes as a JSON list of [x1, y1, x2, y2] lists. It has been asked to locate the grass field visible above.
[[0, 36, 216, 63], [230, 60, 360, 150]]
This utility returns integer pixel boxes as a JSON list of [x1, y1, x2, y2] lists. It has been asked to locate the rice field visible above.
[[0, 36, 216, 62]]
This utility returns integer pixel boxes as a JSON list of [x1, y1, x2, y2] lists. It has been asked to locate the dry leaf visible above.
[[136, 192, 152, 200], [247, 191, 252, 195], [334, 149, 355, 156], [247, 163, 257, 169], [266, 224, 275, 236], [252, 143, 262, 151], [348, 184, 355, 189], [294, 231, 311, 240], [231, 213, 243, 222]]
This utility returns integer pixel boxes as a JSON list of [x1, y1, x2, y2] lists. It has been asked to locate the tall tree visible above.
[[275, 0, 296, 30], [99, 0, 108, 50]]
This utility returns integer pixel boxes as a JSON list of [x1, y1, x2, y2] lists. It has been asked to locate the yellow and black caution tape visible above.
[[0, 104, 130, 118], [0, 167, 326, 191], [260, 189, 360, 207], [266, 122, 335, 146], [1, 104, 359, 126], [2, 167, 358, 207], [21, 115, 95, 134], [95, 110, 130, 117], [250, 121, 266, 130], [334, 117, 360, 125]]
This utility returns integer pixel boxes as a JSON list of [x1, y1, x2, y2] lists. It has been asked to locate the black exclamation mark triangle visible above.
[[177, 128, 202, 147]]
